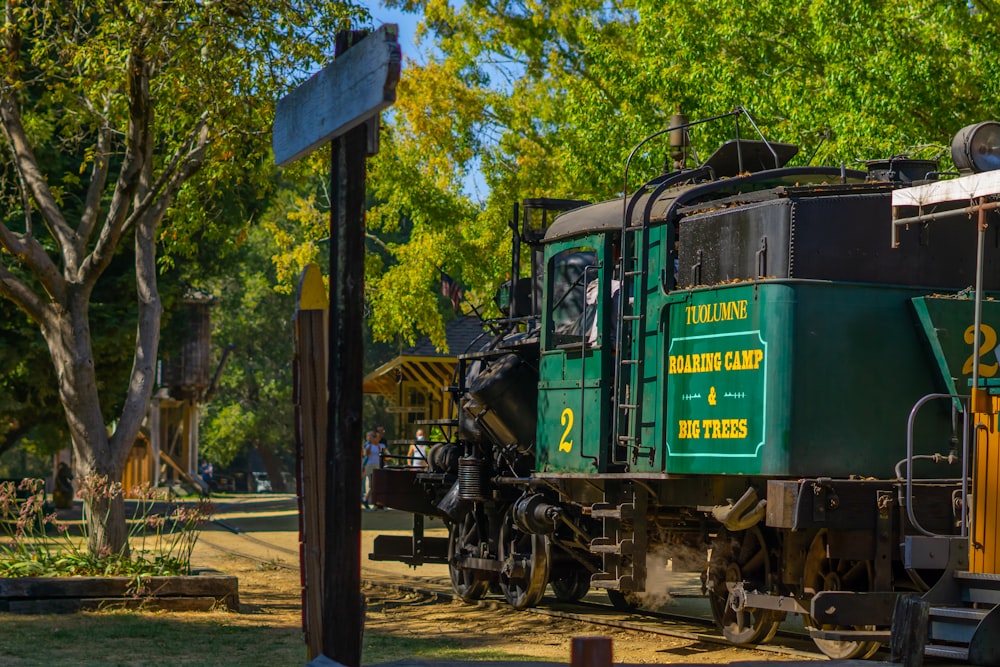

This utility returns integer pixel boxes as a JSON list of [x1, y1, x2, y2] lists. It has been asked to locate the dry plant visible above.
[[0, 475, 212, 580]]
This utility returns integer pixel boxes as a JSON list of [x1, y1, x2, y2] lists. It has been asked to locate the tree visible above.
[[198, 188, 308, 491], [0, 0, 367, 556], [366, 0, 1000, 349]]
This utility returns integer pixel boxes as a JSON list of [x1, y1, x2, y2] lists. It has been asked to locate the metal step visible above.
[[928, 605, 987, 644], [591, 503, 634, 521], [589, 538, 633, 556], [929, 606, 988, 621], [924, 644, 970, 661], [956, 570, 1000, 605]]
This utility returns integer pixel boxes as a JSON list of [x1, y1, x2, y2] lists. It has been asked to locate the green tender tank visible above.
[[660, 280, 982, 477]]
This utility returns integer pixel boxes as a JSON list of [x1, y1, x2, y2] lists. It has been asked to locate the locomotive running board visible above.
[[740, 588, 898, 626], [369, 534, 448, 566]]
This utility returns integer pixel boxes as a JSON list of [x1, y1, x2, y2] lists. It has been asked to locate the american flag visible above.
[[440, 272, 463, 314]]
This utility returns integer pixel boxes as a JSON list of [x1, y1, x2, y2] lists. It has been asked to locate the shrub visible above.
[[0, 476, 212, 578]]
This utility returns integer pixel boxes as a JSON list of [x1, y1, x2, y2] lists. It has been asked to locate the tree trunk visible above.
[[42, 285, 131, 556], [81, 474, 129, 558]]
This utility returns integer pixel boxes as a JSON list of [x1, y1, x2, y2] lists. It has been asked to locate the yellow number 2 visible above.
[[559, 408, 574, 452], [963, 323, 999, 378]]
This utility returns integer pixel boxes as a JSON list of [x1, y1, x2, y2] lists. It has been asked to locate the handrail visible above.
[[904, 393, 970, 538]]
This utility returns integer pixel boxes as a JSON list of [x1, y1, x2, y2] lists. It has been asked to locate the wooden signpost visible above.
[[277, 25, 400, 667], [273, 26, 400, 167]]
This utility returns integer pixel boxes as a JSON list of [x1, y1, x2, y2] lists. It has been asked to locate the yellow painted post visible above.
[[294, 262, 328, 659], [972, 394, 1000, 574]]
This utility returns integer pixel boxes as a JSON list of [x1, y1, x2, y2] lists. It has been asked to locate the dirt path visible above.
[[191, 495, 806, 665]]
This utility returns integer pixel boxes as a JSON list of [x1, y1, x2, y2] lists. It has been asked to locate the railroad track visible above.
[[199, 523, 834, 662]]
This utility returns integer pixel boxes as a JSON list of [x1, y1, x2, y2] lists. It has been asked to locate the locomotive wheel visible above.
[[498, 511, 550, 610], [802, 529, 881, 660], [706, 526, 781, 645], [550, 570, 591, 602], [447, 511, 492, 602], [606, 589, 641, 611]]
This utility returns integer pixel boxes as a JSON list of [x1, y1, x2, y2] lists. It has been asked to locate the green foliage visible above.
[[364, 0, 1000, 349], [0, 477, 211, 578], [197, 207, 300, 469], [0, 1, 369, 474]]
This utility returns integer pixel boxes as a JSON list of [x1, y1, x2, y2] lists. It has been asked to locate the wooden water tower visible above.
[[142, 292, 217, 491]]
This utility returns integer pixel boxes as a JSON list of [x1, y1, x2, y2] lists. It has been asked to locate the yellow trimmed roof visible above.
[[362, 316, 488, 399]]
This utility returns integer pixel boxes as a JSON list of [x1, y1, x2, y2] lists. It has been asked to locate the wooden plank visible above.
[[0, 574, 238, 599], [272, 25, 400, 167], [294, 262, 329, 660], [160, 449, 205, 493], [893, 169, 1000, 207], [6, 596, 223, 614]]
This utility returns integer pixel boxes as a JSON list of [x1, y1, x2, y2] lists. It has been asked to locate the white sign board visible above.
[[893, 170, 1000, 207], [272, 25, 400, 166]]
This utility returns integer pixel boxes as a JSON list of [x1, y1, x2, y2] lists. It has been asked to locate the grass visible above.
[[363, 631, 550, 664], [0, 611, 307, 667], [0, 610, 546, 667]]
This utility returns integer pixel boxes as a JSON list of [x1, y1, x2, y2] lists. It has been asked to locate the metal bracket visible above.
[[875, 490, 893, 590]]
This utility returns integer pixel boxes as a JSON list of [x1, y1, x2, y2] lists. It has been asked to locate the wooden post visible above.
[[320, 90, 367, 667], [890, 594, 929, 667], [293, 264, 328, 659], [274, 25, 399, 667], [571, 636, 613, 667]]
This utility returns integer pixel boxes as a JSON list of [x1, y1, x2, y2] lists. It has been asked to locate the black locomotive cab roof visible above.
[[543, 165, 870, 243]]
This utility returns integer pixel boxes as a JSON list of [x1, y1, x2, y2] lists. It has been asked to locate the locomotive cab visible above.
[[536, 231, 620, 473]]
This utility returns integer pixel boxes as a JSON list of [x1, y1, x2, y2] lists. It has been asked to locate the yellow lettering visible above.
[[963, 324, 1000, 378], [693, 418, 750, 439], [684, 299, 750, 326], [678, 419, 701, 439], [559, 408, 574, 452]]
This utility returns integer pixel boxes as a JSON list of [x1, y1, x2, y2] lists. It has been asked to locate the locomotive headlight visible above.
[[951, 121, 1000, 173]]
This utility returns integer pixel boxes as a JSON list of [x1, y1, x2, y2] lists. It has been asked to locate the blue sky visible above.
[[369, 3, 424, 60], [366, 2, 487, 200]]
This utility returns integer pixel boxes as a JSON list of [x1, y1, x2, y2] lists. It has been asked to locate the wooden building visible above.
[[362, 316, 487, 439]]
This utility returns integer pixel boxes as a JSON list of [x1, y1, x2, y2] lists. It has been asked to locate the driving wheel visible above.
[[447, 510, 492, 602], [550, 569, 591, 602], [706, 526, 781, 645], [498, 510, 550, 609], [606, 589, 641, 611], [803, 529, 881, 660]]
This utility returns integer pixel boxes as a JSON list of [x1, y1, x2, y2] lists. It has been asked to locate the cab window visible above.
[[548, 246, 597, 347]]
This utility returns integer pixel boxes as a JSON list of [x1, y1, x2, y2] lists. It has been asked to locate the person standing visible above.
[[408, 429, 429, 469], [199, 460, 214, 495], [361, 430, 385, 509]]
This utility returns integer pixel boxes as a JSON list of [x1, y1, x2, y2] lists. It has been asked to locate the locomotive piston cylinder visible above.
[[512, 494, 560, 535]]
